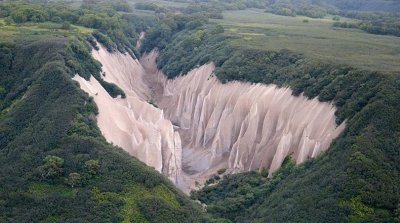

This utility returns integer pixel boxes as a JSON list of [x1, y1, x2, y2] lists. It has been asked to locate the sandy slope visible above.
[[73, 45, 345, 193]]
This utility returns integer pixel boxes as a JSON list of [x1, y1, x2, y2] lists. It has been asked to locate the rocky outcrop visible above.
[[73, 45, 345, 193]]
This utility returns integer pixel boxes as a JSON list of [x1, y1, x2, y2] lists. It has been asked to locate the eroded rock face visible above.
[[141, 51, 345, 191], [72, 46, 183, 186], [73, 45, 345, 193]]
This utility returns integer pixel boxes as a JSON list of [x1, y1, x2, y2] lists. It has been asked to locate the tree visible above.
[[44, 155, 64, 166], [211, 25, 224, 34], [11, 10, 28, 23], [394, 202, 400, 223], [39, 155, 64, 179], [85, 159, 100, 174], [217, 168, 227, 175], [67, 172, 81, 188], [61, 21, 70, 30]]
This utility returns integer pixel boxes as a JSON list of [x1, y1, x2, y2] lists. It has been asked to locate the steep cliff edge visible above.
[[74, 45, 345, 192]]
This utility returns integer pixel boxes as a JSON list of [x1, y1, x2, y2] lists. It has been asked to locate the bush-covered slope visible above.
[[0, 34, 216, 223]]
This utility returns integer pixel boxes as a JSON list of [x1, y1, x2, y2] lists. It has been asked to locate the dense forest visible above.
[[333, 11, 400, 37], [0, 0, 399, 222]]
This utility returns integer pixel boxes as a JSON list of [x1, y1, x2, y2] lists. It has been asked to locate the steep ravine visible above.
[[73, 45, 345, 193]]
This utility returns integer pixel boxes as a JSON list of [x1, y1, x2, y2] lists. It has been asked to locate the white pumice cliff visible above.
[[73, 44, 345, 193]]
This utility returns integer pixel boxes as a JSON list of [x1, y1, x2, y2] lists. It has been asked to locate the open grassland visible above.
[[214, 9, 400, 73], [0, 19, 93, 41]]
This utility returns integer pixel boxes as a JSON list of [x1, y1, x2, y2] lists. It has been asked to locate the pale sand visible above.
[[73, 45, 345, 193], [135, 32, 145, 49]]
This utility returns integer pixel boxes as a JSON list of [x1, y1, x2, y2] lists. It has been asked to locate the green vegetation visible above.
[[0, 0, 154, 52], [140, 12, 209, 53], [129, 0, 190, 9], [263, 0, 400, 36], [217, 168, 226, 175], [0, 18, 93, 40], [321, 0, 400, 12], [38, 155, 65, 179], [149, 0, 400, 12], [264, 0, 329, 18], [333, 11, 400, 37], [134, 2, 160, 11], [66, 172, 82, 188], [191, 157, 297, 221], [119, 184, 181, 222], [218, 9, 400, 73]]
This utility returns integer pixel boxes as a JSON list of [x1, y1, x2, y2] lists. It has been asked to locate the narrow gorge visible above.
[[73, 44, 345, 193]]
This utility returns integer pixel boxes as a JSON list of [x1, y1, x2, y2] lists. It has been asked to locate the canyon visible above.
[[73, 44, 345, 193]]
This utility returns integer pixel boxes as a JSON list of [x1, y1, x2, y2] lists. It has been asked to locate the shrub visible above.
[[66, 172, 82, 188]]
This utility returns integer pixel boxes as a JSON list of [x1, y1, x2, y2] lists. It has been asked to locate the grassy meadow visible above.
[[214, 9, 400, 73], [0, 18, 93, 42]]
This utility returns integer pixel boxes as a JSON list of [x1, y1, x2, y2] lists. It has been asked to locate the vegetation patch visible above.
[[28, 182, 75, 199], [121, 184, 180, 223]]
